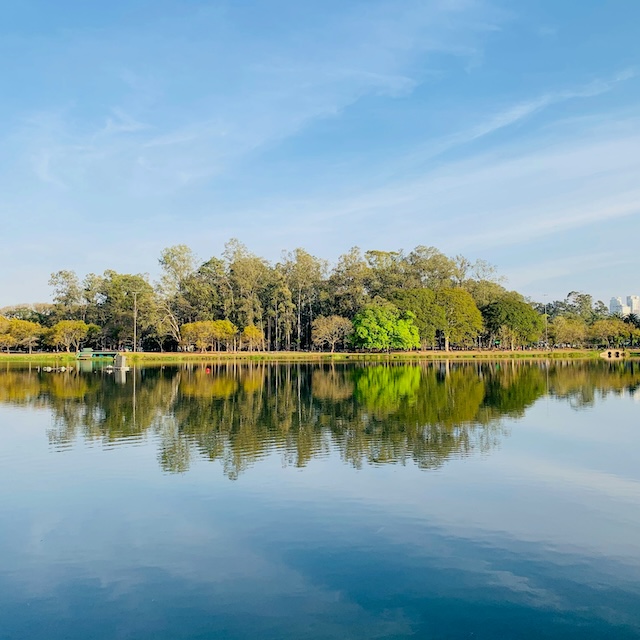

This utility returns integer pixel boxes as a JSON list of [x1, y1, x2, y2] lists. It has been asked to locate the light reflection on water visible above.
[[0, 360, 639, 639]]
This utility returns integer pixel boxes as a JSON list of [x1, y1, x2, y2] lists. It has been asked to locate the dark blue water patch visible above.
[[244, 504, 640, 639], [2, 541, 639, 640], [267, 542, 640, 639]]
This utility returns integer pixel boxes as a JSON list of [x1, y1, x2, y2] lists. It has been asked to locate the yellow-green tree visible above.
[[0, 317, 17, 353], [181, 321, 211, 352], [182, 319, 238, 352], [212, 319, 237, 351], [49, 320, 92, 352], [550, 316, 587, 347], [8, 319, 42, 354], [589, 319, 628, 347], [241, 324, 264, 351]]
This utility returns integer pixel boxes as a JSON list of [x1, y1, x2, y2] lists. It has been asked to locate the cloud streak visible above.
[[8, 0, 506, 196]]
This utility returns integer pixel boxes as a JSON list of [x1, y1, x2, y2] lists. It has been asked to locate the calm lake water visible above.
[[1, 360, 639, 639]]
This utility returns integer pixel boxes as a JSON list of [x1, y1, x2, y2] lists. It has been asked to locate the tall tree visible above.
[[266, 266, 295, 351], [97, 271, 157, 349], [390, 288, 445, 349], [406, 246, 457, 290], [158, 245, 197, 297], [225, 240, 270, 330], [328, 247, 370, 319], [49, 270, 82, 320], [436, 289, 483, 351], [282, 248, 327, 349], [182, 257, 230, 321], [157, 245, 198, 342], [364, 250, 413, 299]]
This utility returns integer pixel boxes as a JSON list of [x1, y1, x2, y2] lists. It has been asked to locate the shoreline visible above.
[[0, 349, 635, 364]]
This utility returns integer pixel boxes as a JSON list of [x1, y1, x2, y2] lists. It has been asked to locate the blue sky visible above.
[[1, 0, 639, 305]]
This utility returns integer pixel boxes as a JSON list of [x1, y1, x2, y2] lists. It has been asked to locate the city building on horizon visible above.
[[610, 295, 640, 316]]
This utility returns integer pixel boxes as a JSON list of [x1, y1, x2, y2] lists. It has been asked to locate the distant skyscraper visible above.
[[627, 295, 640, 314], [610, 296, 631, 316]]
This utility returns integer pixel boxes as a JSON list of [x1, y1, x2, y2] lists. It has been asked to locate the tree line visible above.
[[1, 241, 639, 352]]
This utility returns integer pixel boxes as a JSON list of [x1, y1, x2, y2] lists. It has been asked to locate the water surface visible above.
[[1, 360, 639, 639]]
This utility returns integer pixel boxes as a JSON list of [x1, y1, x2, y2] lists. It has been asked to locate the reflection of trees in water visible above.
[[1, 359, 639, 477], [547, 359, 640, 409], [44, 368, 179, 446]]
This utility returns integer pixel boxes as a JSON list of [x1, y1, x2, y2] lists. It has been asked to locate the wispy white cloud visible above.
[[234, 112, 640, 241], [32, 150, 68, 189], [99, 108, 149, 137], [1, 1, 639, 303], [403, 69, 637, 164], [9, 0, 506, 197], [500, 455, 640, 504]]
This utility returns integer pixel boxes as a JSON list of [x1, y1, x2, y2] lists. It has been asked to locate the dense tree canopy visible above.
[[482, 296, 543, 350], [0, 241, 627, 353], [390, 288, 445, 348], [351, 301, 421, 351], [436, 289, 484, 351]]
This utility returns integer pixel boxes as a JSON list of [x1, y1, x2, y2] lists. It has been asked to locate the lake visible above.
[[1, 360, 639, 639]]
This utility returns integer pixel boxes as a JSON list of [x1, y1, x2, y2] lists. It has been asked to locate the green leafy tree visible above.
[[157, 245, 198, 342], [49, 270, 82, 319], [159, 244, 197, 297], [266, 266, 295, 350], [0, 304, 54, 325], [181, 321, 210, 352], [97, 272, 157, 349], [328, 247, 371, 318], [225, 239, 270, 330], [482, 296, 543, 350], [212, 319, 238, 351], [351, 301, 420, 351], [589, 319, 629, 347], [436, 289, 483, 351], [364, 250, 413, 298], [390, 288, 445, 348], [181, 320, 238, 352], [565, 291, 597, 324], [182, 257, 230, 321], [406, 246, 457, 290], [462, 279, 509, 309]]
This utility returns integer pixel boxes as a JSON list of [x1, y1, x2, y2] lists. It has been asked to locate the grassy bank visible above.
[[0, 348, 615, 365]]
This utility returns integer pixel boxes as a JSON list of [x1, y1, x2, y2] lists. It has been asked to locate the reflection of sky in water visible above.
[[0, 369, 640, 638]]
